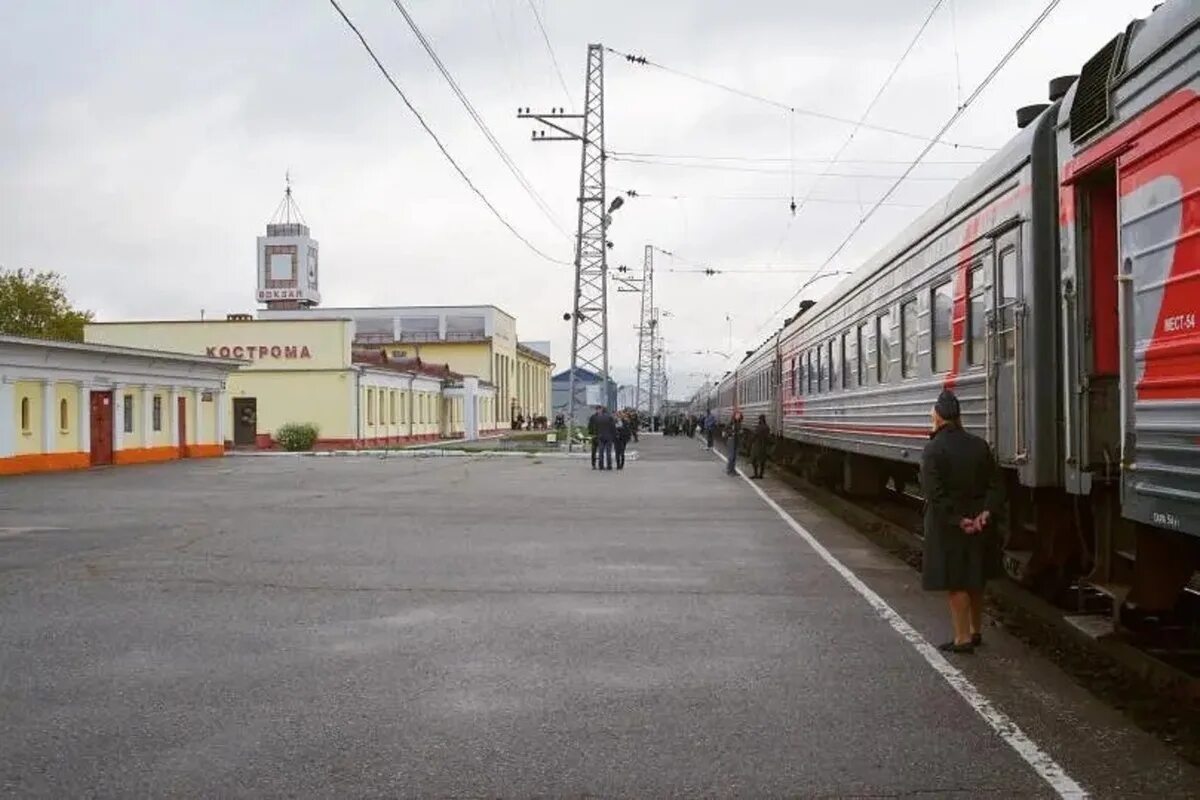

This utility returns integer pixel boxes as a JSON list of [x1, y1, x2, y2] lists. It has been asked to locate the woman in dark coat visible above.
[[750, 414, 771, 479], [920, 390, 1003, 653]]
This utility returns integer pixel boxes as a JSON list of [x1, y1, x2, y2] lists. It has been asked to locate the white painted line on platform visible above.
[[713, 451, 1088, 800]]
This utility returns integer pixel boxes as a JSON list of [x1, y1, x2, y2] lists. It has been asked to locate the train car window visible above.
[[968, 265, 985, 366], [842, 331, 853, 389], [901, 299, 918, 378], [816, 346, 824, 392], [858, 322, 870, 385], [1000, 247, 1018, 300], [828, 339, 837, 391], [791, 357, 797, 395], [807, 351, 814, 393], [877, 312, 892, 383], [931, 280, 953, 373]]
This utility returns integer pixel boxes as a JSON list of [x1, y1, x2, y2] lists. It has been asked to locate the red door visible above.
[[177, 395, 188, 456], [89, 391, 114, 466]]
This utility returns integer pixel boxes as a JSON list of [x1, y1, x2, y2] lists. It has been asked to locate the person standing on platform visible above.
[[587, 405, 602, 470], [725, 411, 744, 475], [749, 414, 771, 479], [594, 406, 617, 471], [920, 390, 1003, 654], [614, 411, 631, 470], [629, 410, 640, 443], [704, 410, 716, 450]]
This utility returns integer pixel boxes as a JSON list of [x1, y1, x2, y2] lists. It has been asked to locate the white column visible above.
[[41, 379, 55, 453], [142, 386, 153, 446], [214, 389, 226, 447], [192, 389, 201, 447], [0, 379, 14, 458], [169, 388, 180, 447], [463, 377, 479, 441], [113, 384, 125, 452], [77, 384, 90, 456]]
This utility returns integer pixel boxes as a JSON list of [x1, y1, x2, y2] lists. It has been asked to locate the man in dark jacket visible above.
[[920, 390, 1003, 654], [594, 406, 617, 470], [587, 406, 602, 469]]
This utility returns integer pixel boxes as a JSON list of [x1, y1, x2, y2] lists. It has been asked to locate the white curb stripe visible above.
[[714, 451, 1088, 799]]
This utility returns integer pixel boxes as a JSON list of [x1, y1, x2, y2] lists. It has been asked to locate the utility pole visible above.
[[647, 307, 660, 422], [519, 44, 611, 450], [633, 245, 654, 417]]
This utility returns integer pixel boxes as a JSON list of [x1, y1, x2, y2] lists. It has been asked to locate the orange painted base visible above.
[[0, 452, 90, 476], [1, 444, 227, 477], [183, 444, 224, 459]]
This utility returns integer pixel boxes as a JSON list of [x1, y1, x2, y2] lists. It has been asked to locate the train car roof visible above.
[[782, 103, 1048, 337], [1124, 0, 1198, 73]]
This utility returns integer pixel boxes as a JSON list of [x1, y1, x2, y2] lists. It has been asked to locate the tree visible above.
[[0, 268, 94, 342]]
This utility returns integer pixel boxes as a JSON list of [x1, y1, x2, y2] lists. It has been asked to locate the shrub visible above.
[[275, 422, 320, 451]]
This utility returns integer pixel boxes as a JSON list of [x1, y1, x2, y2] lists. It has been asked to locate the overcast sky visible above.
[[0, 0, 1158, 395]]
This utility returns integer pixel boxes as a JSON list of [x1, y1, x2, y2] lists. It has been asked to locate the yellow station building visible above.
[[260, 305, 553, 428], [85, 317, 497, 449]]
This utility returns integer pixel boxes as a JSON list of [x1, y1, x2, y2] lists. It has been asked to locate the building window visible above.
[[366, 389, 375, 425], [20, 397, 31, 432], [901, 299, 918, 378], [877, 311, 892, 383], [60, 398, 69, 432], [152, 395, 163, 432], [932, 280, 953, 373], [123, 394, 134, 434], [391, 391, 398, 423], [969, 265, 986, 366]]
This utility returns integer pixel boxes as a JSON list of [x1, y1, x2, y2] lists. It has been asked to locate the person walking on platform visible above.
[[725, 411, 744, 476], [704, 410, 716, 450], [920, 390, 1003, 654], [587, 405, 602, 470], [614, 411, 631, 470], [749, 414, 771, 479], [594, 406, 617, 471], [629, 411, 640, 443]]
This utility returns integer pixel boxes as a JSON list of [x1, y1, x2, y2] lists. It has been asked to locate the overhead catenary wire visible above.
[[609, 150, 986, 166], [327, 0, 569, 266], [746, 0, 1065, 345], [610, 155, 964, 181], [629, 191, 927, 209], [526, 0, 574, 112], [389, 0, 570, 238], [605, 46, 998, 152], [792, 0, 947, 218]]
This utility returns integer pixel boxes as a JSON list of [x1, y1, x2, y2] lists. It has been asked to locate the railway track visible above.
[[758, 457, 1200, 764]]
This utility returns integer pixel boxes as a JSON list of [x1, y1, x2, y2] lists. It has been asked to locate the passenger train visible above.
[[693, 0, 1200, 618]]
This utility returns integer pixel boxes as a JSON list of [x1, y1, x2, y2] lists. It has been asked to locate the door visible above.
[[232, 397, 257, 447], [990, 227, 1026, 465], [177, 395, 188, 456], [89, 391, 114, 466]]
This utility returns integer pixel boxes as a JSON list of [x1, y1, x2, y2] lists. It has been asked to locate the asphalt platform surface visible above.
[[1, 436, 1197, 797]]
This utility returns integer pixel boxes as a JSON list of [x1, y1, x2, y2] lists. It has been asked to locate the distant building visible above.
[[552, 367, 617, 425]]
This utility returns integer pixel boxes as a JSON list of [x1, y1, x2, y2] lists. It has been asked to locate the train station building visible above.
[[0, 335, 239, 475], [85, 316, 499, 450]]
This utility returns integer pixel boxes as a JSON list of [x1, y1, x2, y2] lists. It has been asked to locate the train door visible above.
[[990, 226, 1025, 465]]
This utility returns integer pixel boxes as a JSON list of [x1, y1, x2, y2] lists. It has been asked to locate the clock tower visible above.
[[256, 178, 320, 310]]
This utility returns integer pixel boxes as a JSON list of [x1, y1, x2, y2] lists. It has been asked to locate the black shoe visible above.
[[938, 641, 975, 654], [971, 633, 983, 647]]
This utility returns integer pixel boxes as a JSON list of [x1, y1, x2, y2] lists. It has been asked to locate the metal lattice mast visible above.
[[648, 307, 660, 420], [519, 44, 609, 449], [634, 245, 654, 415]]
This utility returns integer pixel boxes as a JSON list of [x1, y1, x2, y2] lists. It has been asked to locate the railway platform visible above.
[[0, 435, 1197, 797]]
